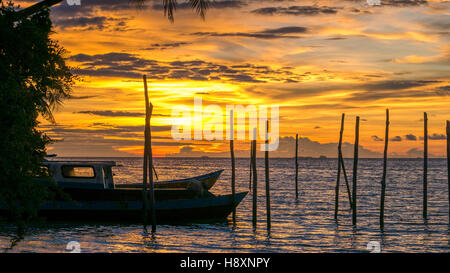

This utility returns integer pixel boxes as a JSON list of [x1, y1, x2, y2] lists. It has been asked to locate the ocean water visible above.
[[0, 157, 449, 253]]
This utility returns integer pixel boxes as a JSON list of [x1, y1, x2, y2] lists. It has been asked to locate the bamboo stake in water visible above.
[[143, 75, 156, 232], [229, 110, 236, 223], [447, 120, 450, 225], [252, 127, 258, 228], [380, 109, 389, 229], [334, 114, 345, 219], [142, 75, 149, 227], [339, 154, 353, 208], [265, 120, 271, 230], [249, 139, 253, 191], [352, 116, 360, 226], [423, 112, 428, 219], [295, 134, 299, 200]]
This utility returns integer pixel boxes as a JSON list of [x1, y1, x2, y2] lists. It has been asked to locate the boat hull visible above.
[[0, 192, 247, 223], [115, 169, 223, 190]]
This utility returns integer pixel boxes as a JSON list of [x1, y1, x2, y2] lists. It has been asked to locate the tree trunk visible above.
[[15, 0, 64, 20]]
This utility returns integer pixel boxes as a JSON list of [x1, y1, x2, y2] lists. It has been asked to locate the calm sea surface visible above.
[[1, 157, 449, 253]]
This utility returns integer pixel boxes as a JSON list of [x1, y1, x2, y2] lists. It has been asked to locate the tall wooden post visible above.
[[295, 134, 299, 200], [229, 110, 236, 223], [249, 140, 253, 191], [252, 127, 258, 228], [352, 116, 360, 226], [335, 114, 345, 219], [143, 75, 156, 232], [447, 120, 450, 224], [265, 120, 271, 230], [423, 112, 428, 219], [142, 75, 149, 227], [380, 109, 389, 229]]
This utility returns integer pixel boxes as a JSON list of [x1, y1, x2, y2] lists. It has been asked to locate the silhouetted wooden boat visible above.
[[0, 161, 246, 223], [115, 169, 223, 190], [43, 160, 222, 190], [31, 191, 248, 222]]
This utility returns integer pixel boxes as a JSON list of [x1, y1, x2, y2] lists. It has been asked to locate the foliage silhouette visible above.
[[0, 0, 76, 230]]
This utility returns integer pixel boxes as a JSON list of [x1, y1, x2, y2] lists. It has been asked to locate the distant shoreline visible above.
[[47, 156, 448, 160]]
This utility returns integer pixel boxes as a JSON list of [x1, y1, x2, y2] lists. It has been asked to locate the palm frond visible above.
[[188, 0, 210, 20], [163, 0, 178, 22]]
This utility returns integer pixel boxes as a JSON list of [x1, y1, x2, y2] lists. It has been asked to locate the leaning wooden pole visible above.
[[295, 134, 299, 200], [265, 120, 271, 230], [143, 75, 156, 232], [334, 113, 345, 219], [352, 116, 360, 226], [252, 127, 258, 228], [423, 112, 428, 219], [340, 154, 353, 208], [142, 76, 149, 227], [229, 110, 236, 223], [447, 120, 450, 225], [380, 109, 389, 229]]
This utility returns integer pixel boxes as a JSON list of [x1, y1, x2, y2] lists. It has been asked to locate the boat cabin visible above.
[[43, 161, 116, 189]]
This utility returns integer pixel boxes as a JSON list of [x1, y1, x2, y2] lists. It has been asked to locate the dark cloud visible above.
[[362, 80, 440, 91], [69, 52, 303, 83], [53, 16, 109, 30], [390, 136, 402, 142], [42, 124, 171, 136], [372, 135, 384, 141], [76, 110, 145, 117], [69, 95, 98, 100], [50, 0, 138, 16], [435, 85, 450, 96], [428, 133, 446, 140], [143, 42, 191, 50], [405, 134, 417, 141], [383, 0, 428, 7], [152, 0, 246, 10], [191, 26, 307, 39], [251, 5, 339, 16]]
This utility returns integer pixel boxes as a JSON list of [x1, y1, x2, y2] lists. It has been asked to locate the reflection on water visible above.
[[0, 158, 449, 252]]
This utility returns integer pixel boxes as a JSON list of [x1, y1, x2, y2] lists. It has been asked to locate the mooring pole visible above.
[[265, 120, 271, 230], [423, 112, 428, 220], [352, 116, 360, 226], [340, 154, 353, 209], [447, 120, 450, 225], [148, 102, 156, 232], [380, 109, 389, 229], [249, 139, 253, 191], [229, 110, 236, 224], [142, 75, 149, 228], [335, 113, 345, 219], [252, 127, 258, 228], [143, 75, 156, 232], [295, 133, 299, 200]]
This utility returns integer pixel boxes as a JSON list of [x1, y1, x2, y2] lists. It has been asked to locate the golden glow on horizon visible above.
[[34, 0, 450, 157]]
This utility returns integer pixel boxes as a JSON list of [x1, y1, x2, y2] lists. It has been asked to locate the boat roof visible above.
[[43, 160, 116, 166]]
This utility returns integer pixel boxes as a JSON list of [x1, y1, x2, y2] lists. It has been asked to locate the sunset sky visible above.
[[21, 0, 450, 157]]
